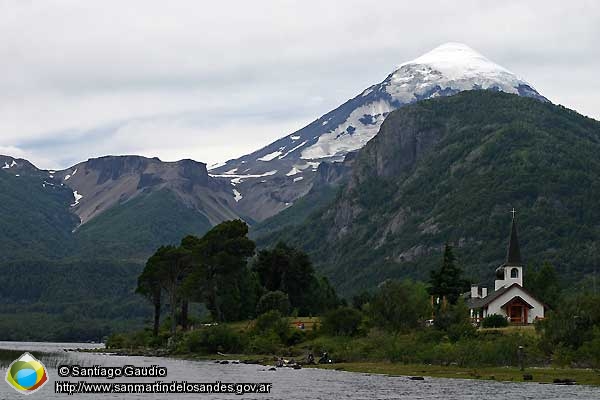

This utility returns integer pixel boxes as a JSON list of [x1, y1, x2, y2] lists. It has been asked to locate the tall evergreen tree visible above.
[[155, 245, 193, 335], [428, 243, 470, 305], [253, 242, 338, 314], [136, 247, 166, 337], [183, 220, 256, 322], [525, 261, 561, 308]]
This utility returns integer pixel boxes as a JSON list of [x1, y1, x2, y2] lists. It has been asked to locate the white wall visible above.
[[494, 266, 523, 290], [486, 286, 544, 323]]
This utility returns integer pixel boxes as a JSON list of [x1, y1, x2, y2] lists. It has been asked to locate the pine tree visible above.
[[428, 243, 470, 305]]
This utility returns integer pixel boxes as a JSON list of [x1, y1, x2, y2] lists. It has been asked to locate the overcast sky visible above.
[[1, 1, 598, 169]]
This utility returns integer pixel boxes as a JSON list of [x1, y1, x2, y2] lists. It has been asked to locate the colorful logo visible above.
[[5, 352, 49, 395]]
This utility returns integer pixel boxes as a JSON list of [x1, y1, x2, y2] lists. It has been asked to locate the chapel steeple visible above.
[[494, 209, 524, 290], [506, 209, 521, 266]]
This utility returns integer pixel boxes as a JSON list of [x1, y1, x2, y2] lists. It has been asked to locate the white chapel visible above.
[[466, 212, 546, 324]]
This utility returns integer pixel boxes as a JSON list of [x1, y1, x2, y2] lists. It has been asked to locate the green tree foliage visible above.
[[256, 291, 290, 316], [537, 293, 600, 351], [321, 306, 363, 336], [369, 279, 431, 332], [525, 261, 561, 308], [433, 298, 476, 341], [152, 245, 193, 335], [75, 190, 212, 260], [249, 310, 296, 352], [576, 327, 600, 368], [182, 325, 244, 354], [0, 258, 147, 342], [429, 244, 470, 305], [182, 220, 256, 322], [136, 253, 164, 336], [0, 172, 78, 261], [351, 291, 373, 310], [253, 242, 339, 314]]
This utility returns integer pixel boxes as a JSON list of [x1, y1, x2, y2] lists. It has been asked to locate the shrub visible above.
[[575, 327, 600, 368], [182, 325, 243, 354], [370, 279, 431, 332], [105, 333, 128, 349], [256, 291, 290, 315], [321, 306, 363, 336], [481, 314, 509, 328], [247, 332, 284, 354], [105, 330, 153, 349]]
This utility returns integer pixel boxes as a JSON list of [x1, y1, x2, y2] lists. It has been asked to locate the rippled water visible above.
[[0, 342, 598, 399]]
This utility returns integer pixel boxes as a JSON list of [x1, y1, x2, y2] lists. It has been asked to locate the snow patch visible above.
[[224, 168, 238, 174], [286, 166, 301, 176], [71, 190, 83, 206], [301, 100, 393, 160], [2, 162, 9, 169], [208, 161, 227, 170], [210, 170, 278, 182], [72, 168, 78, 175], [233, 189, 243, 202], [10, 160, 17, 167], [279, 141, 307, 159], [64, 174, 71, 181], [290, 135, 301, 140], [306, 161, 321, 171], [257, 151, 282, 162], [293, 176, 304, 182]]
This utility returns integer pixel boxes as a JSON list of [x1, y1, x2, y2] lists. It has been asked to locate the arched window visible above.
[[510, 268, 519, 279]]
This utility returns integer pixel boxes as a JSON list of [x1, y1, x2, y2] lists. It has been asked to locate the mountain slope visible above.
[[75, 189, 212, 260], [57, 155, 239, 227], [0, 156, 79, 261], [0, 154, 242, 260], [0, 154, 242, 340], [212, 43, 547, 221], [256, 91, 600, 296]]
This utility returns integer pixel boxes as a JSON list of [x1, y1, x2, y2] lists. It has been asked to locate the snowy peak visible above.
[[208, 43, 548, 221], [400, 42, 515, 79], [385, 42, 540, 101]]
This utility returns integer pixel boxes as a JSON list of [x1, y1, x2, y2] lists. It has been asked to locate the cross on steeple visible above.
[[510, 208, 516, 219]]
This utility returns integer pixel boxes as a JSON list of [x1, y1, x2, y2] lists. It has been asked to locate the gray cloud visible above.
[[1, 0, 598, 169]]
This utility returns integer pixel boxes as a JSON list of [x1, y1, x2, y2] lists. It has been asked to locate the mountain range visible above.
[[0, 43, 548, 259], [2, 42, 599, 339], [0, 154, 240, 261]]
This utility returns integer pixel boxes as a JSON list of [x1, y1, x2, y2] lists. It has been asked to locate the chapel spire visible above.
[[506, 208, 521, 265]]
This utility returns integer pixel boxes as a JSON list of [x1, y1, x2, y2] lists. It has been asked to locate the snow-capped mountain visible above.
[[210, 43, 547, 221]]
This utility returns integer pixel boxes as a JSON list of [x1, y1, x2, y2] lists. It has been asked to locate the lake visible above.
[[0, 341, 598, 399]]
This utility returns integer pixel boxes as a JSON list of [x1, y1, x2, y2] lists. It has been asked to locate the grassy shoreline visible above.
[[309, 362, 600, 386], [82, 348, 600, 386]]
